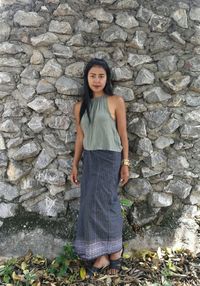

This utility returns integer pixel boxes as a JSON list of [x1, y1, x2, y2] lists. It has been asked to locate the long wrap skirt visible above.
[[74, 150, 123, 260]]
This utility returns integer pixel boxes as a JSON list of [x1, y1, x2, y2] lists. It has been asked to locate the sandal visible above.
[[87, 263, 110, 277], [108, 246, 124, 274]]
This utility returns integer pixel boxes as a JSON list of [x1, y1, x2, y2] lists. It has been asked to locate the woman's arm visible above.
[[115, 96, 129, 186], [70, 102, 84, 185]]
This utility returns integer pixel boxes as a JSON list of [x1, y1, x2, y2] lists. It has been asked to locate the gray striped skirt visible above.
[[74, 149, 123, 260]]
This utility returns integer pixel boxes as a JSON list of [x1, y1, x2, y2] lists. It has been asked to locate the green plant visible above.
[[0, 258, 16, 283]]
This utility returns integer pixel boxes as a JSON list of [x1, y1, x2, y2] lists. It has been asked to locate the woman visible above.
[[70, 58, 129, 276]]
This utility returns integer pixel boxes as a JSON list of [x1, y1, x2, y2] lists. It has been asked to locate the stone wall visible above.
[[0, 0, 200, 259]]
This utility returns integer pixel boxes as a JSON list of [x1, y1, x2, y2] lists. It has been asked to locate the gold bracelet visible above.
[[121, 159, 130, 167]]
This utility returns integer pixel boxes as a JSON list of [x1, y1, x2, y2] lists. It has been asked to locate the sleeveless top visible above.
[[80, 95, 122, 152]]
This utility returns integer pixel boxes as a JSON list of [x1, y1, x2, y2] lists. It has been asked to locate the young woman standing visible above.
[[70, 58, 129, 276]]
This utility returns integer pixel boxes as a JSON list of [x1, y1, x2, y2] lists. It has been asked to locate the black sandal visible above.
[[108, 247, 124, 274], [87, 264, 110, 277]]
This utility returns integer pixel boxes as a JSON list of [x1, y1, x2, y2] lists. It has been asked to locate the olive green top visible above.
[[80, 95, 122, 152]]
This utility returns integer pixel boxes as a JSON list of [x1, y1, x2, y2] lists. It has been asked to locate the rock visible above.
[[0, 119, 20, 133], [180, 124, 200, 139], [150, 36, 172, 53], [185, 92, 200, 106], [12, 142, 41, 161], [36, 169, 66, 186], [149, 192, 173, 207], [64, 187, 80, 201], [189, 185, 200, 205], [0, 151, 7, 167], [0, 42, 23, 54], [157, 55, 178, 72], [0, 57, 21, 67], [67, 34, 84, 46], [46, 115, 71, 130], [52, 44, 73, 58], [143, 87, 171, 103], [65, 62, 84, 78], [165, 180, 192, 199], [189, 7, 200, 22], [44, 134, 66, 152], [35, 149, 55, 170], [86, 8, 113, 23], [33, 196, 65, 217], [7, 137, 23, 149], [136, 6, 153, 23], [191, 26, 200, 46], [129, 102, 147, 113], [113, 86, 135, 101], [53, 3, 76, 16], [144, 108, 170, 129], [20, 66, 39, 79], [7, 161, 31, 182], [154, 136, 174, 149], [168, 156, 189, 172], [0, 182, 19, 200], [128, 54, 152, 68], [20, 175, 41, 192], [30, 50, 44, 65], [0, 72, 15, 91], [141, 167, 162, 177], [55, 76, 82, 95], [137, 138, 153, 157], [14, 10, 45, 27], [112, 66, 133, 81], [135, 68, 155, 85], [77, 19, 99, 33], [40, 59, 62, 78], [116, 12, 139, 29], [49, 20, 72, 34], [125, 178, 153, 201], [36, 79, 55, 94], [101, 25, 127, 42], [27, 116, 44, 133], [0, 134, 6, 150], [163, 118, 180, 134], [129, 31, 147, 49], [0, 21, 11, 42], [31, 32, 58, 47], [144, 151, 167, 169], [162, 72, 190, 92], [115, 0, 139, 9], [185, 56, 200, 72], [55, 98, 76, 115], [128, 118, 147, 137], [27, 96, 55, 113], [170, 31, 186, 45], [149, 14, 171, 32], [17, 84, 35, 100], [100, 0, 116, 3], [0, 203, 17, 218], [184, 108, 200, 123], [48, 185, 65, 196], [171, 9, 188, 28]]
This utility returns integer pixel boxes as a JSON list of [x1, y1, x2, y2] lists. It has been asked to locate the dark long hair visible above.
[[80, 58, 113, 122]]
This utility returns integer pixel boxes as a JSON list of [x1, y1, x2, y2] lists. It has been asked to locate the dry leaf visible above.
[[80, 266, 86, 280]]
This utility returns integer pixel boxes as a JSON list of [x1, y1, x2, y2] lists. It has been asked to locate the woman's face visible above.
[[87, 65, 107, 96]]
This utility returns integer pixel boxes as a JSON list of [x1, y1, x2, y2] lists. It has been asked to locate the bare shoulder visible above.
[[110, 95, 125, 107], [74, 101, 82, 115]]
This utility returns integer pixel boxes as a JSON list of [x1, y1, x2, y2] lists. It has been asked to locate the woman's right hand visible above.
[[70, 165, 79, 185]]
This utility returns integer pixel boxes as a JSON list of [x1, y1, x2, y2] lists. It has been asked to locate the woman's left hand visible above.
[[120, 165, 129, 186]]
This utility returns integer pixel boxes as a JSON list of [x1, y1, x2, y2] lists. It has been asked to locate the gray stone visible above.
[[191, 76, 200, 92], [141, 167, 162, 178], [55, 76, 82, 95], [0, 21, 11, 42], [0, 134, 6, 150], [0, 151, 7, 167], [180, 124, 200, 139], [144, 151, 167, 169], [157, 55, 178, 72], [185, 56, 200, 72], [113, 86, 135, 101], [163, 118, 180, 134], [170, 31, 186, 45], [31, 32, 58, 47], [143, 87, 171, 103], [189, 7, 200, 22], [48, 185, 65, 196], [20, 175, 41, 192], [0, 182, 19, 201], [186, 92, 200, 106], [189, 185, 200, 205], [125, 178, 153, 201], [0, 119, 20, 133], [0, 72, 15, 91], [184, 108, 200, 123], [55, 98, 76, 115], [7, 137, 23, 149], [0, 57, 21, 67], [168, 156, 189, 171], [0, 91, 9, 99], [86, 8, 113, 23], [27, 116, 44, 133], [115, 0, 139, 9], [36, 196, 65, 217], [116, 13, 139, 29], [171, 9, 188, 28], [65, 62, 85, 78], [30, 50, 44, 65], [136, 6, 153, 23], [101, 25, 127, 42], [135, 68, 155, 85], [129, 102, 147, 113], [53, 3, 76, 16], [165, 180, 192, 199], [67, 34, 84, 46], [52, 44, 73, 59], [12, 142, 40, 161], [36, 79, 55, 94], [20, 66, 39, 79], [128, 54, 152, 68], [44, 134, 66, 151], [129, 31, 147, 49], [144, 108, 170, 129], [7, 161, 31, 182], [149, 14, 171, 33], [49, 20, 72, 35], [191, 26, 200, 46], [14, 10, 45, 27], [27, 96, 55, 113], [150, 36, 172, 53], [0, 42, 23, 55], [17, 84, 35, 100], [64, 187, 80, 201], [40, 59, 62, 78], [100, 0, 116, 3], [149, 192, 173, 207], [46, 115, 71, 130], [77, 19, 99, 33], [128, 118, 147, 137], [137, 138, 153, 157], [36, 169, 66, 186], [154, 136, 174, 149], [0, 203, 17, 218], [35, 149, 55, 170], [162, 72, 190, 92], [112, 66, 133, 81]]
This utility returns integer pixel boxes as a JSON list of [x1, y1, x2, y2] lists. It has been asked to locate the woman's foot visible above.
[[107, 248, 123, 275], [87, 255, 110, 277]]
